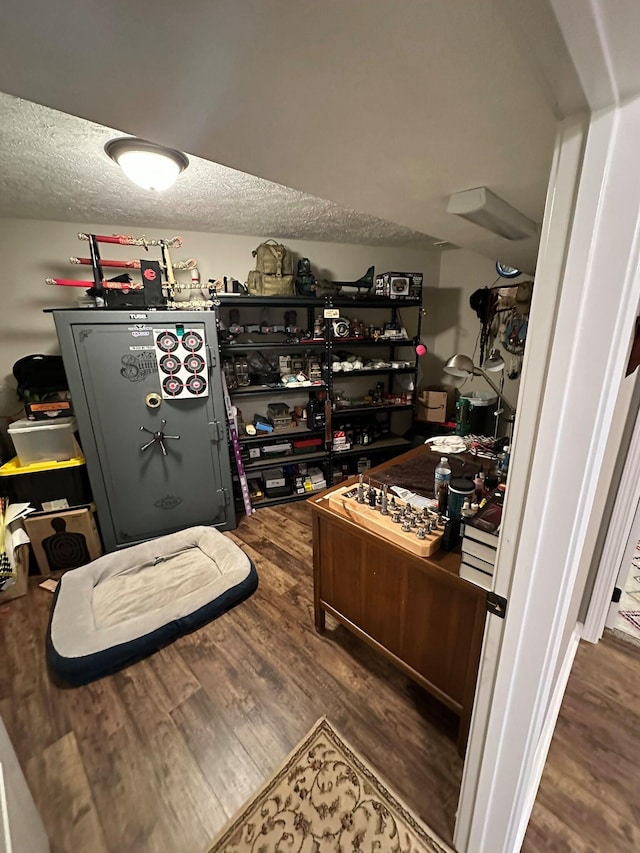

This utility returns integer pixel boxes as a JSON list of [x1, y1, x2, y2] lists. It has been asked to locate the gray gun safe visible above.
[[52, 310, 236, 552]]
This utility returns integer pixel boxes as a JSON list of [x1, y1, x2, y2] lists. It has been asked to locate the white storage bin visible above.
[[8, 417, 80, 466], [461, 390, 498, 407]]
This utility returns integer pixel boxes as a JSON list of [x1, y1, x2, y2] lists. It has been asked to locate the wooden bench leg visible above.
[[315, 606, 326, 634]]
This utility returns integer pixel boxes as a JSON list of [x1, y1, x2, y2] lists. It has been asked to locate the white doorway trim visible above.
[[455, 95, 640, 853], [583, 386, 640, 641], [605, 491, 640, 632], [454, 107, 588, 853]]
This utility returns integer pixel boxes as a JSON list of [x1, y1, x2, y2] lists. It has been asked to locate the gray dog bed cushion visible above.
[[46, 526, 258, 685]]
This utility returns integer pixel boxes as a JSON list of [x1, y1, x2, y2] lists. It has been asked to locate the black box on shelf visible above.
[[25, 400, 74, 421], [264, 483, 293, 499], [375, 272, 423, 299]]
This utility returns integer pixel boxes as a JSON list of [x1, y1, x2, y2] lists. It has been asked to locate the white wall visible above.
[[430, 248, 529, 422], [1, 219, 530, 438], [0, 217, 440, 415]]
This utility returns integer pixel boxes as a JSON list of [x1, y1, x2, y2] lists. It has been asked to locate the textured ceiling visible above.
[[0, 0, 568, 273], [0, 92, 442, 250]]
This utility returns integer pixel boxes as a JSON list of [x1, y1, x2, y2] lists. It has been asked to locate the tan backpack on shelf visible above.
[[247, 240, 295, 296]]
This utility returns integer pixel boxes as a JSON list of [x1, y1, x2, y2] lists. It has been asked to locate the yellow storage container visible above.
[[0, 456, 92, 511]]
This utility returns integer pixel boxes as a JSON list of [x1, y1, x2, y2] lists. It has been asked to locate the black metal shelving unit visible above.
[[214, 295, 422, 310], [332, 435, 412, 459], [332, 403, 415, 417], [231, 382, 326, 396], [327, 336, 420, 347], [248, 490, 319, 510], [219, 341, 326, 351], [215, 293, 423, 510], [237, 425, 325, 444], [243, 449, 327, 470], [328, 367, 415, 378]]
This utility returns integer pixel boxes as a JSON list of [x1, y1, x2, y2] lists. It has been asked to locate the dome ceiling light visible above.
[[104, 137, 189, 191]]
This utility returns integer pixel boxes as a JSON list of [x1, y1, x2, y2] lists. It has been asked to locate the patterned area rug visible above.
[[207, 717, 454, 853]]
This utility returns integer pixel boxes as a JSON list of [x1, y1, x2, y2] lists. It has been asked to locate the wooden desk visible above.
[[310, 445, 487, 755]]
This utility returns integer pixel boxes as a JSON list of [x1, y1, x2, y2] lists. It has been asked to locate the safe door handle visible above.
[[140, 419, 181, 456]]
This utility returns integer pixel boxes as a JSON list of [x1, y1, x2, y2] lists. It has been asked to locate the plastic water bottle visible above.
[[498, 445, 511, 482], [434, 456, 451, 498]]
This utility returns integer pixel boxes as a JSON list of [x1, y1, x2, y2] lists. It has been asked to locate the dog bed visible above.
[[46, 526, 258, 685]]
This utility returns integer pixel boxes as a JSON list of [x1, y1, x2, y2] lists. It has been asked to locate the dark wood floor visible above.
[[0, 503, 463, 853], [0, 502, 638, 852], [524, 631, 640, 852]]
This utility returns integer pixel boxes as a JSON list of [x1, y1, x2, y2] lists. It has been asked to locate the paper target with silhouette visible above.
[[153, 328, 209, 399], [25, 508, 103, 574], [43, 517, 91, 571]]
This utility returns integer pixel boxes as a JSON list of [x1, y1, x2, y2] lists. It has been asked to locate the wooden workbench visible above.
[[309, 445, 487, 755]]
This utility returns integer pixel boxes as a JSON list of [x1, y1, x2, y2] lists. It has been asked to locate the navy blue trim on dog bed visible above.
[[47, 560, 258, 686]]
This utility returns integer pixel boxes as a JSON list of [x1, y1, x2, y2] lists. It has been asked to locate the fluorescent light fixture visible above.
[[447, 187, 537, 241], [105, 137, 189, 191]]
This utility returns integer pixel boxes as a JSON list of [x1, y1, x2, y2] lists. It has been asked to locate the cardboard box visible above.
[[0, 545, 29, 605], [25, 507, 102, 574], [417, 387, 458, 423]]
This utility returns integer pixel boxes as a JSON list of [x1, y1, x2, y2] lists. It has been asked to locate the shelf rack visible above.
[[215, 293, 423, 510]]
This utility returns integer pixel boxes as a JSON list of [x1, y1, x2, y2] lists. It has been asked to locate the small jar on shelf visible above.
[[223, 358, 237, 390], [234, 354, 250, 386]]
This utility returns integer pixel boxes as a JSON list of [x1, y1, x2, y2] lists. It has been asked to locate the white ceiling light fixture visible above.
[[105, 137, 189, 191], [447, 186, 537, 241]]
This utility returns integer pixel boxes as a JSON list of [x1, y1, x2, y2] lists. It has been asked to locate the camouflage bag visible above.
[[247, 240, 295, 296]]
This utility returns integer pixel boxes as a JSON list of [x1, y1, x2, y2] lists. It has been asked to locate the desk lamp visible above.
[[485, 348, 506, 437], [443, 352, 515, 438]]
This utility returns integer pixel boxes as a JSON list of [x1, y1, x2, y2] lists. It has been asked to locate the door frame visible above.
[[455, 95, 640, 852], [583, 383, 640, 640], [604, 491, 640, 631]]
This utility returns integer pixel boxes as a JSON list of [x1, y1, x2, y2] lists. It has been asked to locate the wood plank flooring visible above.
[[0, 502, 638, 852], [523, 631, 640, 852], [0, 503, 462, 853]]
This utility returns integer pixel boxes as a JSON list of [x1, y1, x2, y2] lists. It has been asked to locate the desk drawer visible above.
[[315, 514, 483, 706]]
